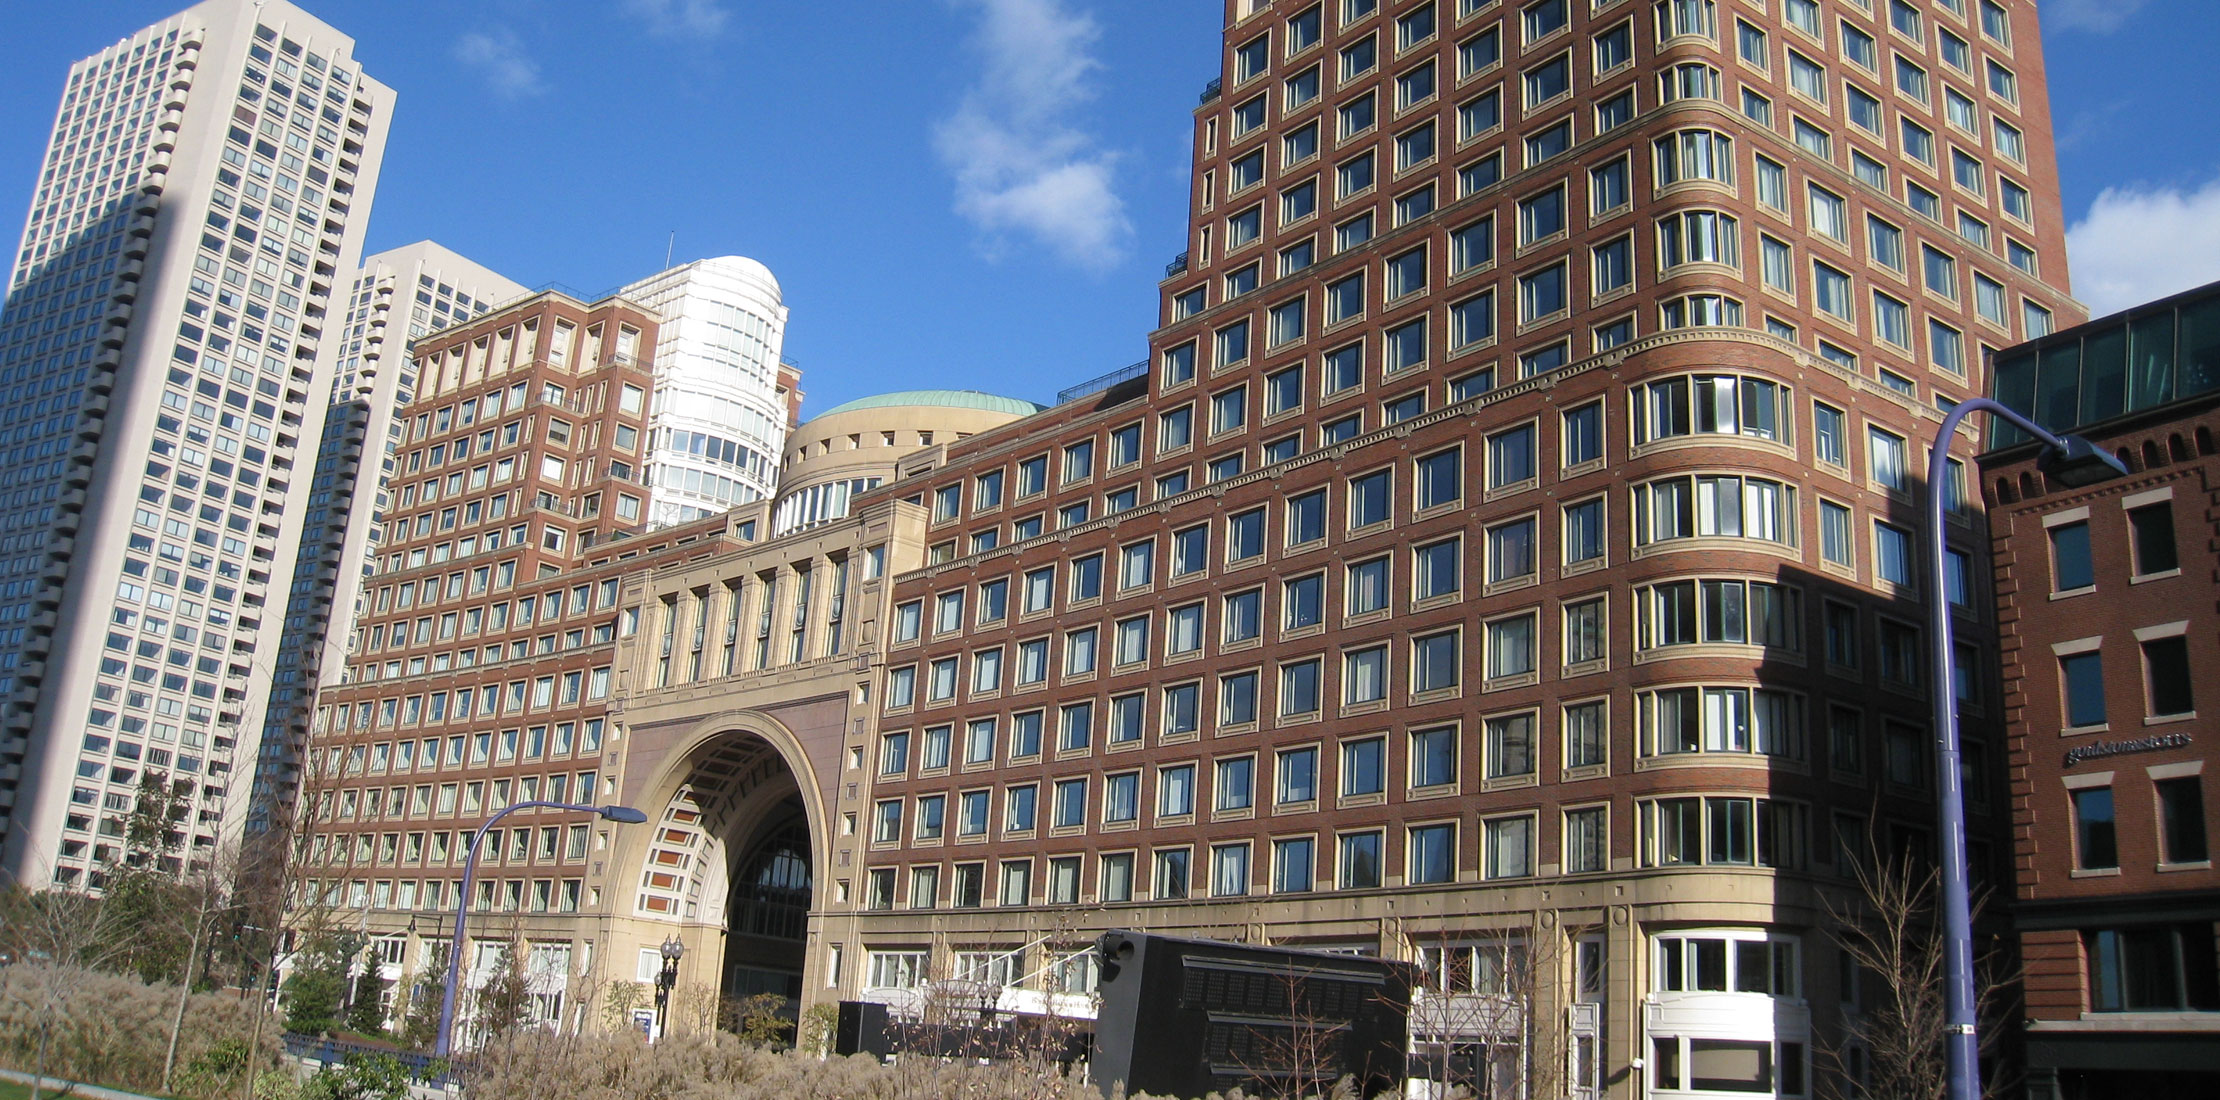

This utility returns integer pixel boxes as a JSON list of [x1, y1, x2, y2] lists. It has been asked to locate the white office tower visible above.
[[247, 243, 521, 838], [0, 0, 393, 888], [616, 257, 791, 527]]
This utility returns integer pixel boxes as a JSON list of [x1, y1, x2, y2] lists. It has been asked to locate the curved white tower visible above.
[[616, 256, 790, 527]]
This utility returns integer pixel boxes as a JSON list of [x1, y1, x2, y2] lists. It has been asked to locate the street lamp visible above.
[[1924, 397, 2125, 1100], [432, 801, 649, 1058], [653, 936, 685, 1039]]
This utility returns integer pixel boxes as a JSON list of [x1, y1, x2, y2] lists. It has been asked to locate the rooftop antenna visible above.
[[663, 231, 675, 270]]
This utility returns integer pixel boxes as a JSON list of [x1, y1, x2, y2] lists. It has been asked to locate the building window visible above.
[[2145, 636, 2195, 717], [1565, 498, 1605, 565], [1564, 597, 1606, 665], [2085, 924, 2220, 1012], [1273, 837, 1315, 893], [2050, 519, 2094, 591], [1565, 806, 1607, 872], [1408, 823, 1457, 884], [1485, 712, 1537, 778], [1284, 574, 1326, 632], [1277, 746, 1317, 805], [1827, 706, 1864, 777], [1219, 669, 1260, 725], [1154, 848, 1191, 900], [2159, 778, 2210, 865], [1486, 613, 1537, 680], [1411, 539, 1459, 603], [1211, 843, 1252, 897], [2130, 502, 2179, 576], [1635, 578, 1801, 651], [1640, 686, 1802, 758], [1633, 475, 1796, 546], [1342, 736, 1386, 797], [1414, 447, 1463, 510], [1412, 631, 1460, 693], [1281, 659, 1323, 717], [1875, 522, 1915, 587], [2073, 787, 2118, 870], [1642, 798, 1805, 868], [1343, 645, 1389, 705], [2061, 650, 2106, 728], [1339, 830, 1383, 889], [1484, 816, 1533, 879], [1648, 932, 1807, 1089], [1099, 853, 1134, 902], [1487, 424, 1537, 488], [1410, 725, 1457, 789], [1518, 263, 1568, 321], [1565, 700, 1607, 768]]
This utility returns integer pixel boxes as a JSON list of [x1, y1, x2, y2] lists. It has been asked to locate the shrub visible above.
[[301, 1053, 412, 1100], [0, 962, 274, 1099]]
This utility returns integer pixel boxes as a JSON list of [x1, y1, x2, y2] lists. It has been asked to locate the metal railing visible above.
[[1056, 360, 1148, 405], [282, 1032, 453, 1084]]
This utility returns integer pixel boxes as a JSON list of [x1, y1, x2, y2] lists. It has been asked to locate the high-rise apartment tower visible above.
[[0, 0, 392, 888], [247, 243, 524, 837]]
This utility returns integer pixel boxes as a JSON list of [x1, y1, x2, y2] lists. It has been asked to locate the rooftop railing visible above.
[[1056, 360, 1147, 406]]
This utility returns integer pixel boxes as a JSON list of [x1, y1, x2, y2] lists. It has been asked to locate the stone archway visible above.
[[629, 726, 819, 1011]]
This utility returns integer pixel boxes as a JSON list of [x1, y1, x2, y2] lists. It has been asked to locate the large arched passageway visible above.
[[627, 724, 820, 1011]]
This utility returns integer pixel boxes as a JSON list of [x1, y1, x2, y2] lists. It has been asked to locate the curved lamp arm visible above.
[[432, 801, 647, 1057], [1924, 398, 2123, 1100]]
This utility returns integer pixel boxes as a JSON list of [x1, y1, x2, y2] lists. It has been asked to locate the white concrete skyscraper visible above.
[[615, 257, 794, 527], [247, 242, 521, 838], [0, 0, 392, 888]]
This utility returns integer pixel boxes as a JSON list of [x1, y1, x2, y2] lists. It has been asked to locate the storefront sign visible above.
[[2063, 731, 2193, 767]]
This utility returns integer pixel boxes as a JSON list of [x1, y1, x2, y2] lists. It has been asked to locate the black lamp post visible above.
[[653, 936, 685, 1039]]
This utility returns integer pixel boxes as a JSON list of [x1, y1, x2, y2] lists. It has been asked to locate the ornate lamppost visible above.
[[653, 936, 686, 1039]]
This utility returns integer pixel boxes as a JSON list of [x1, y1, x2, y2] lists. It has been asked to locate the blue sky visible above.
[[1, 0, 2215, 417]]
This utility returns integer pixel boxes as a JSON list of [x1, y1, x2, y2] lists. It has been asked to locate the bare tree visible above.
[[159, 847, 245, 1093], [1818, 851, 2019, 1100], [600, 979, 646, 1035], [1402, 916, 1577, 1100], [1222, 967, 1353, 1100]]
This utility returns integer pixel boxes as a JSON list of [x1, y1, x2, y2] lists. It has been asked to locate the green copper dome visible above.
[[810, 390, 1046, 420]]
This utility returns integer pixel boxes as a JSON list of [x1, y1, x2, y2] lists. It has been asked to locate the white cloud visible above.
[[453, 31, 544, 99], [2044, 0, 2151, 34], [2066, 178, 2220, 315], [934, 0, 1131, 270], [623, 0, 731, 39]]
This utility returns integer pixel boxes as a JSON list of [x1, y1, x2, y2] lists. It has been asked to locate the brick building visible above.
[[814, 2, 2083, 1097], [293, 353, 1043, 1031], [286, 1, 2114, 1091], [1981, 279, 2220, 1100], [295, 287, 754, 1027]]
